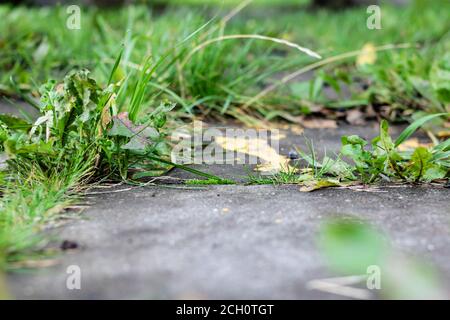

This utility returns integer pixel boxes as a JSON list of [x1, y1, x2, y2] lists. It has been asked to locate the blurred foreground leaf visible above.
[[319, 219, 448, 299]]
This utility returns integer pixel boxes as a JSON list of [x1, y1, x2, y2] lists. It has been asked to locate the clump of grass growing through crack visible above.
[[289, 114, 449, 191], [247, 165, 306, 185], [1, 1, 449, 267], [0, 3, 325, 266], [0, 52, 225, 267], [249, 113, 449, 189]]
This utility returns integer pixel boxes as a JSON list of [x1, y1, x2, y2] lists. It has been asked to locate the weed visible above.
[[293, 114, 449, 191], [0, 56, 221, 266], [248, 165, 309, 185]]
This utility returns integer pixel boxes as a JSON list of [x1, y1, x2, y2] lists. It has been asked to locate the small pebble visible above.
[[288, 150, 299, 160], [60, 240, 79, 251]]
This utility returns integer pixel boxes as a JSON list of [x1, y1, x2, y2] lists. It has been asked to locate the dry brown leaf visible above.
[[301, 119, 337, 129], [101, 93, 115, 129], [46, 203, 68, 216], [271, 132, 286, 140], [300, 180, 339, 192], [290, 126, 304, 135], [215, 135, 291, 173], [437, 131, 450, 139], [346, 109, 366, 125]]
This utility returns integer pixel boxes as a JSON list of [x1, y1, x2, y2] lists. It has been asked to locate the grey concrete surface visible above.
[[5, 124, 450, 300], [169, 122, 408, 182], [6, 184, 450, 299], [0, 98, 39, 119], [0, 93, 446, 299]]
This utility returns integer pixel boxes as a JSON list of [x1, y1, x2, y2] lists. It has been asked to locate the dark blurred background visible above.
[[1, 0, 396, 8]]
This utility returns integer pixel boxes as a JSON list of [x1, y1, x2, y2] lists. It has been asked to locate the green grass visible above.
[[160, 0, 309, 6], [0, 160, 86, 269], [0, 56, 200, 267], [0, 1, 449, 126], [247, 166, 307, 185], [252, 114, 450, 191]]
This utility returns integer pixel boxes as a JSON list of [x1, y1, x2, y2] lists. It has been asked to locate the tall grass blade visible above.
[[107, 48, 123, 85], [395, 113, 449, 147], [147, 155, 230, 182]]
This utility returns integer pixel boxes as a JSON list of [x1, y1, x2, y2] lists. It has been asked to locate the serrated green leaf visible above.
[[423, 166, 447, 181], [409, 147, 432, 181], [342, 135, 367, 146]]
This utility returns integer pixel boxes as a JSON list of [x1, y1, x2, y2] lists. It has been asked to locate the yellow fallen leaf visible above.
[[275, 124, 291, 130], [300, 178, 355, 192], [281, 32, 294, 42], [45, 203, 68, 216], [301, 119, 337, 129], [300, 179, 341, 192], [437, 131, 450, 139], [98, 93, 115, 136], [357, 43, 377, 66], [397, 138, 432, 151], [271, 132, 286, 140], [215, 136, 291, 174], [101, 93, 115, 127], [290, 126, 304, 135]]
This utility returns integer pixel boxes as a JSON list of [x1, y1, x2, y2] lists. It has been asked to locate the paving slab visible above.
[[0, 98, 40, 119], [168, 122, 409, 182], [4, 123, 450, 299]]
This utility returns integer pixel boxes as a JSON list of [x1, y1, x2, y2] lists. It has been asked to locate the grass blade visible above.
[[394, 113, 449, 147], [107, 48, 123, 85], [147, 155, 231, 182]]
